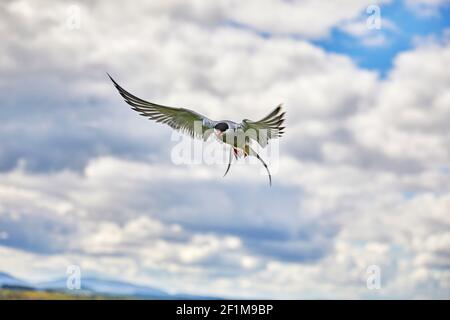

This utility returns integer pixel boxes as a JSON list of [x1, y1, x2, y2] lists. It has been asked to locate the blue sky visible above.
[[316, 0, 450, 74], [0, 0, 449, 299]]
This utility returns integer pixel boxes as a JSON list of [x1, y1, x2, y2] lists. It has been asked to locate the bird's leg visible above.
[[223, 147, 234, 177], [232, 147, 239, 159], [244, 145, 250, 158]]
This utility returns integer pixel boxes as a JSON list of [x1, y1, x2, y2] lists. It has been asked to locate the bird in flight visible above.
[[108, 74, 285, 186]]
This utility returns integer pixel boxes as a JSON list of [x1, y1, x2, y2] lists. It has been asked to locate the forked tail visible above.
[[223, 147, 234, 177], [248, 146, 272, 187], [222, 146, 272, 186]]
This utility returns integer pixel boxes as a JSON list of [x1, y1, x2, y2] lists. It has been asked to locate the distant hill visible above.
[[0, 271, 220, 299], [36, 277, 170, 298], [0, 272, 32, 288]]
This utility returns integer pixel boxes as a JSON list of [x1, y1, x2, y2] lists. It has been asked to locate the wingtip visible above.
[[274, 103, 284, 115], [106, 73, 118, 87]]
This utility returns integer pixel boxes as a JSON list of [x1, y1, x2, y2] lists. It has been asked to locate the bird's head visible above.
[[214, 122, 229, 137]]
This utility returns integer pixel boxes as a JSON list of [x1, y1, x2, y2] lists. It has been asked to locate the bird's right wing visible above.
[[240, 104, 285, 147], [108, 74, 215, 140]]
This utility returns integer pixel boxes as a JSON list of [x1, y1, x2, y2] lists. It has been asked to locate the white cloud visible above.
[[227, 0, 389, 38], [339, 14, 398, 47], [348, 42, 450, 168], [405, 0, 450, 17], [0, 0, 449, 299]]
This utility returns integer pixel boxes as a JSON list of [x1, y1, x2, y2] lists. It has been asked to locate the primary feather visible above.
[[108, 74, 215, 140], [240, 104, 285, 147]]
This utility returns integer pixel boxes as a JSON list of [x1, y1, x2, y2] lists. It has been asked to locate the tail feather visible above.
[[247, 146, 272, 187], [223, 145, 272, 187], [223, 148, 233, 177]]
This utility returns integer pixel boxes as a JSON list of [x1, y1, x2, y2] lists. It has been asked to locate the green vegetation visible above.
[[0, 289, 127, 300]]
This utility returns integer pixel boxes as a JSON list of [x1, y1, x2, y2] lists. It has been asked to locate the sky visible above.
[[0, 0, 449, 299]]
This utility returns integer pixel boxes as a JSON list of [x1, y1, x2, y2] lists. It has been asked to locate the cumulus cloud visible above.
[[404, 0, 450, 17], [339, 14, 398, 48], [348, 41, 450, 170], [0, 0, 449, 299]]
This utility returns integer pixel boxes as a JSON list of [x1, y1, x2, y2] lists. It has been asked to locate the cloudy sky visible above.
[[0, 0, 449, 299]]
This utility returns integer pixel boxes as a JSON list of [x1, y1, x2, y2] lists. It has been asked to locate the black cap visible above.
[[214, 122, 229, 132]]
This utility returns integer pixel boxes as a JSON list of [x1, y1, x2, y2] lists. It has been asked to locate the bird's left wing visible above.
[[108, 74, 215, 140]]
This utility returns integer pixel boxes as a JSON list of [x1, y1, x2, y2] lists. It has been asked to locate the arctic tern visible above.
[[108, 74, 285, 186]]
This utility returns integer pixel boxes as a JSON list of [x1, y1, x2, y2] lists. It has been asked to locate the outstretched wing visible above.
[[240, 104, 285, 147], [108, 74, 215, 140]]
